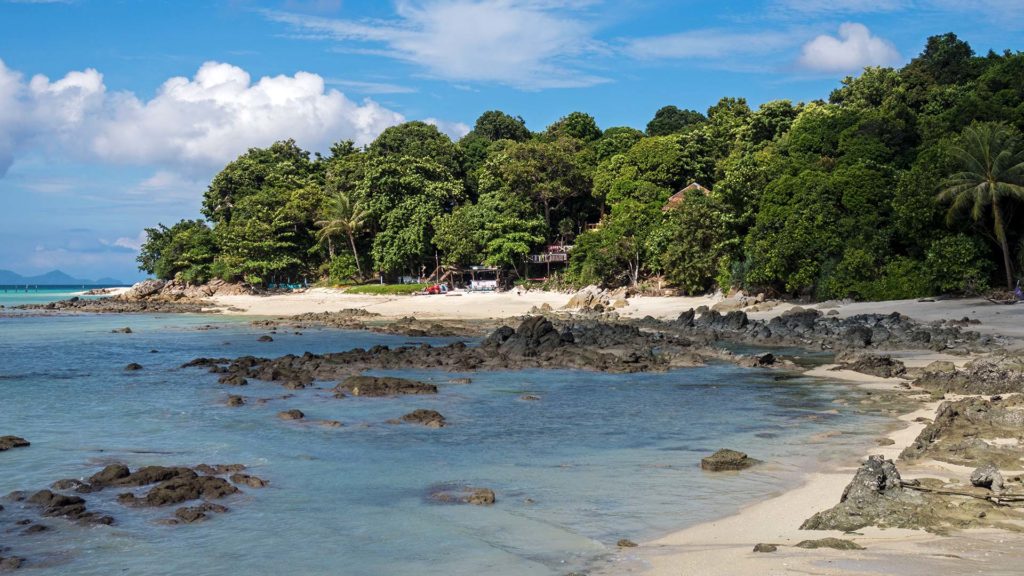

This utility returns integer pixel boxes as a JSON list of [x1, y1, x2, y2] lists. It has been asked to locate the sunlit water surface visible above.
[[0, 312, 889, 575]]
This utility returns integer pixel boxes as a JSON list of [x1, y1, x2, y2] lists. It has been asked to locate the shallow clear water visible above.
[[0, 313, 889, 575], [0, 285, 123, 307]]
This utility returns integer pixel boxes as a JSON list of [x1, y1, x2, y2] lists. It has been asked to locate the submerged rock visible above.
[[277, 409, 305, 421], [173, 502, 229, 524], [400, 409, 446, 428], [700, 449, 759, 472], [229, 473, 267, 488], [0, 436, 30, 452], [118, 475, 237, 507], [124, 363, 143, 371], [430, 486, 496, 506]]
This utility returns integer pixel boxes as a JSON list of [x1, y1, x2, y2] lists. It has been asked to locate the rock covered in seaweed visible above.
[[700, 449, 759, 472]]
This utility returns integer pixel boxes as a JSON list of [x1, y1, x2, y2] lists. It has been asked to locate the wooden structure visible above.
[[662, 182, 711, 211]]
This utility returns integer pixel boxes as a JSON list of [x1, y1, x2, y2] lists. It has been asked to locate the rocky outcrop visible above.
[[795, 538, 864, 550], [912, 354, 1024, 395], [336, 376, 438, 397], [26, 490, 113, 525], [0, 436, 29, 452], [117, 475, 238, 507], [832, 352, 906, 378], [700, 449, 759, 472], [970, 464, 1005, 492], [801, 456, 927, 531], [901, 396, 1024, 468], [660, 307, 990, 352]]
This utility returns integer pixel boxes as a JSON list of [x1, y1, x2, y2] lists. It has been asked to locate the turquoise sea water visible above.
[[0, 312, 890, 575], [0, 285, 126, 307]]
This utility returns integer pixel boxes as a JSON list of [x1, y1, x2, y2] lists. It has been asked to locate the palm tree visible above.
[[316, 191, 370, 279], [938, 122, 1024, 290]]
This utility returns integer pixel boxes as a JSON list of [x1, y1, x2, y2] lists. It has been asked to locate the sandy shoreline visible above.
[[205, 288, 1024, 575]]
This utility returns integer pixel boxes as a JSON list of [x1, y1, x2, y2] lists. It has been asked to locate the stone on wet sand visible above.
[[617, 539, 638, 548], [752, 543, 777, 553], [400, 409, 446, 428], [0, 436, 30, 452], [700, 449, 759, 472]]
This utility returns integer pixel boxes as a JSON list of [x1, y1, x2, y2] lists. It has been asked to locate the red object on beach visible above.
[[425, 284, 448, 295]]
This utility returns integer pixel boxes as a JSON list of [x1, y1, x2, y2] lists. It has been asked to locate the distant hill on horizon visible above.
[[0, 269, 126, 286]]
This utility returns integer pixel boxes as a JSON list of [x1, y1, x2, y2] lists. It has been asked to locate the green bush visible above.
[[859, 258, 932, 301], [926, 235, 992, 294], [328, 254, 360, 285], [345, 283, 428, 295]]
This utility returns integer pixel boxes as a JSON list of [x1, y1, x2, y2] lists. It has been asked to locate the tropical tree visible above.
[[316, 191, 370, 279], [938, 122, 1024, 289]]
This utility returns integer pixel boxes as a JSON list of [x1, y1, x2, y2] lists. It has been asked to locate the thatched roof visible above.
[[662, 182, 711, 211]]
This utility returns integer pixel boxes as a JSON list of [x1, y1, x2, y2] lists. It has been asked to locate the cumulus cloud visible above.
[[0, 58, 409, 177], [265, 0, 609, 89], [798, 23, 901, 73]]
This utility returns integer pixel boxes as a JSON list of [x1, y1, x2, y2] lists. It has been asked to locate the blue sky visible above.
[[1, 0, 1022, 282]]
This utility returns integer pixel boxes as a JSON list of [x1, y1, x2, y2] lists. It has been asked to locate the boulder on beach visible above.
[[970, 463, 1004, 492], [700, 449, 759, 472], [0, 436, 30, 452], [796, 538, 864, 551], [752, 543, 777, 553]]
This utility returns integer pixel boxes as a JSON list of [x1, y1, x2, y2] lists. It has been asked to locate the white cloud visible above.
[[424, 117, 471, 139], [0, 58, 411, 177], [264, 0, 609, 89], [324, 78, 418, 94], [624, 29, 798, 60], [798, 23, 901, 73]]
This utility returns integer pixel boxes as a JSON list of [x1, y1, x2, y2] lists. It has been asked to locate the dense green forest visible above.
[[139, 33, 1024, 300]]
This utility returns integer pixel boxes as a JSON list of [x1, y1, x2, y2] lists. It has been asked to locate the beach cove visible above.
[[2, 287, 1023, 574]]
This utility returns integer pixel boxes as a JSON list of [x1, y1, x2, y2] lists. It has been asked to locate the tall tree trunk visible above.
[[327, 236, 335, 260], [347, 232, 363, 280], [993, 198, 1014, 290]]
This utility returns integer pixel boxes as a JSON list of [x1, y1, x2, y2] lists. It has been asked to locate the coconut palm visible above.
[[316, 191, 370, 279], [938, 122, 1024, 290]]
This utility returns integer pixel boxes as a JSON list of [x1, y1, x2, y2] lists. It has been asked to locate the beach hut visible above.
[[662, 182, 711, 211]]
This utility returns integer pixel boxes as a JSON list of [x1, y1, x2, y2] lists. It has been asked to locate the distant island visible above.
[[0, 269, 124, 286]]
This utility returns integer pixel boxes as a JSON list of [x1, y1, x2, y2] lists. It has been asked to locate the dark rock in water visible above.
[[118, 475, 238, 507], [0, 556, 25, 571], [50, 479, 85, 491], [88, 464, 131, 486], [112, 327, 133, 334], [27, 490, 113, 525], [109, 466, 195, 488], [430, 486, 496, 506], [22, 523, 48, 534], [124, 363, 143, 371], [336, 376, 437, 397], [700, 449, 759, 472], [277, 409, 304, 420], [796, 538, 864, 550], [752, 543, 777, 553], [970, 464, 1004, 492], [173, 502, 229, 524], [194, 464, 245, 475], [226, 395, 245, 407], [400, 409, 446, 428], [257, 335, 273, 342], [449, 377, 472, 384], [218, 374, 248, 386], [832, 353, 906, 378], [0, 436, 30, 452], [229, 473, 267, 488], [617, 539, 638, 548], [520, 394, 541, 401]]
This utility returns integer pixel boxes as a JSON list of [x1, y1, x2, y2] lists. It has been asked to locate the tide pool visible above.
[[0, 313, 889, 575]]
